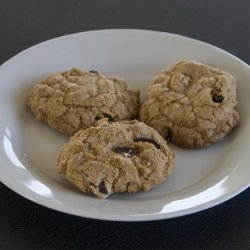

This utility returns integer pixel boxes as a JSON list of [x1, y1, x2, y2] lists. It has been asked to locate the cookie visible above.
[[140, 60, 239, 148], [57, 119, 174, 198], [28, 68, 140, 135]]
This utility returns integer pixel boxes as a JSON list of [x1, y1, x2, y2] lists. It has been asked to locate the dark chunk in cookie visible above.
[[95, 113, 114, 122], [211, 89, 224, 103], [134, 137, 160, 149], [99, 180, 108, 194], [165, 127, 173, 142], [112, 146, 140, 157], [89, 70, 99, 75]]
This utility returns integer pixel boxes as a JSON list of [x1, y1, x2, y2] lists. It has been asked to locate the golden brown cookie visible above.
[[28, 68, 140, 135], [140, 60, 239, 148], [57, 119, 175, 198]]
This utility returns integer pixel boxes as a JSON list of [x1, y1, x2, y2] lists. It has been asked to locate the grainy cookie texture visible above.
[[57, 119, 175, 198], [28, 68, 140, 135], [140, 60, 239, 148]]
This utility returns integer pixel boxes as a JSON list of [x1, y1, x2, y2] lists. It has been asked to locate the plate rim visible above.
[[0, 29, 249, 221], [1, 178, 249, 222], [1, 28, 250, 69]]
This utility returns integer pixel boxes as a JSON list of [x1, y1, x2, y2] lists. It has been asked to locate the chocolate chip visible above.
[[95, 113, 114, 122], [211, 89, 224, 103], [99, 180, 108, 194], [165, 127, 173, 142], [134, 137, 160, 149], [112, 146, 140, 158]]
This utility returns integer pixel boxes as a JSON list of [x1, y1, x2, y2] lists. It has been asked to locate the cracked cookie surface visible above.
[[28, 68, 140, 135], [140, 60, 239, 148], [57, 119, 174, 198]]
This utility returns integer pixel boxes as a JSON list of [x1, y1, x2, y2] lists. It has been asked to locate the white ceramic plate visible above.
[[0, 29, 249, 221]]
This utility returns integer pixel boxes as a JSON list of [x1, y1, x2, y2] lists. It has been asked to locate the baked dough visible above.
[[57, 119, 175, 198], [140, 60, 239, 148], [28, 68, 140, 135]]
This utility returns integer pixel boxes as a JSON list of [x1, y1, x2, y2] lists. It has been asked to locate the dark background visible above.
[[0, 1, 249, 249]]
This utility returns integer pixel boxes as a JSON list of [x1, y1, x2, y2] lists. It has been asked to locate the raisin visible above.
[[95, 113, 114, 122], [211, 89, 224, 103], [89, 70, 99, 75], [134, 137, 160, 149], [165, 127, 173, 142], [99, 180, 108, 194], [112, 146, 140, 158]]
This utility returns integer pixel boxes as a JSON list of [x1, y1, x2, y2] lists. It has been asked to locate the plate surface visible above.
[[0, 29, 249, 221]]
